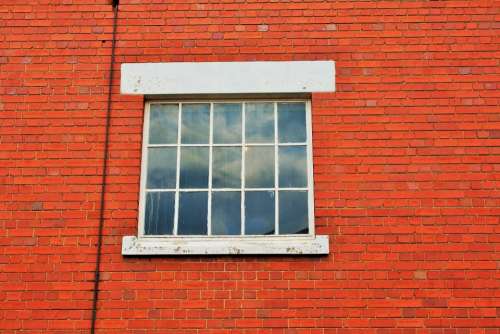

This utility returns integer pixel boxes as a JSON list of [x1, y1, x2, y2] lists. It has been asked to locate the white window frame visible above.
[[141, 99, 315, 237], [122, 99, 329, 255]]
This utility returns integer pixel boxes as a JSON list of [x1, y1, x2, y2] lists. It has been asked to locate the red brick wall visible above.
[[1, 0, 499, 333]]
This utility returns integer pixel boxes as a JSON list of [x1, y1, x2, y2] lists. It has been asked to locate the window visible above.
[[141, 100, 313, 238], [120, 60, 333, 255]]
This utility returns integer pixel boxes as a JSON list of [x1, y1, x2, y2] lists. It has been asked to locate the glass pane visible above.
[[181, 103, 210, 144], [144, 192, 174, 235], [178, 192, 208, 235], [149, 104, 178, 144], [278, 103, 306, 143], [212, 191, 241, 235], [213, 103, 242, 144], [212, 147, 241, 188], [279, 191, 308, 234], [245, 191, 275, 235], [180, 147, 209, 188], [245, 102, 274, 143], [245, 147, 274, 188], [146, 147, 177, 189], [279, 146, 307, 187]]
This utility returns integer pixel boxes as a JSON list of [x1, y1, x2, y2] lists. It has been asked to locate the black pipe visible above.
[[90, 1, 119, 333]]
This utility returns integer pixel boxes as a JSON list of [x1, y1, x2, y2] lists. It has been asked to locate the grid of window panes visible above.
[[142, 101, 311, 236]]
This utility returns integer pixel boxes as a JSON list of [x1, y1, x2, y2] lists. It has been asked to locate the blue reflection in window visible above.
[[245, 147, 274, 188], [212, 192, 241, 235], [149, 104, 178, 144], [181, 103, 210, 144], [213, 103, 242, 144], [144, 192, 175, 235], [279, 146, 307, 187], [245, 103, 274, 143], [180, 147, 209, 188], [147, 147, 177, 189], [278, 103, 306, 143], [279, 191, 308, 234], [245, 191, 275, 235], [213, 147, 241, 188], [178, 192, 208, 235]]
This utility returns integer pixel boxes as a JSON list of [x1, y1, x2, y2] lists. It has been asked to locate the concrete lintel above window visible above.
[[122, 235, 329, 255], [120, 61, 335, 95]]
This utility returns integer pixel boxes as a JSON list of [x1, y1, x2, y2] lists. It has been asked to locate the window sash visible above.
[[138, 100, 315, 237]]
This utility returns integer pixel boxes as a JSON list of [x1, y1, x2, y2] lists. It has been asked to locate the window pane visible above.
[[180, 147, 209, 188], [245, 191, 275, 235], [212, 191, 241, 235], [245, 146, 274, 188], [278, 102, 306, 143], [279, 191, 308, 234], [181, 103, 210, 144], [245, 102, 274, 143], [212, 147, 241, 188], [213, 103, 242, 144], [144, 192, 174, 235], [279, 146, 307, 187], [149, 104, 178, 144], [178, 192, 208, 235], [146, 147, 177, 189]]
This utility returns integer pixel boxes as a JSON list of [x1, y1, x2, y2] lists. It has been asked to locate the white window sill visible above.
[[122, 235, 329, 255]]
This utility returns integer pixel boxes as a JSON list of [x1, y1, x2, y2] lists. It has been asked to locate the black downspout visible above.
[[90, 1, 119, 333]]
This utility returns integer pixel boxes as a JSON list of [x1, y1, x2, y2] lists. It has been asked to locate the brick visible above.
[[1, 0, 499, 333]]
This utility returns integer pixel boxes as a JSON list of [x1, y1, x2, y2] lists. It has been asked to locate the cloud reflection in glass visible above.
[[279, 146, 307, 188], [181, 103, 210, 144], [212, 191, 241, 235], [149, 104, 178, 144], [212, 147, 241, 188], [213, 103, 242, 144], [180, 147, 209, 188], [245, 146, 274, 188], [245, 102, 274, 143]]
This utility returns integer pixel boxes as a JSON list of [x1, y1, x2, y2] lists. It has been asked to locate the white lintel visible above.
[[120, 61, 335, 95], [122, 235, 329, 255]]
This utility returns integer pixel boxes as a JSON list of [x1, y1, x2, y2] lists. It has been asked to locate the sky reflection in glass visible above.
[[279, 191, 308, 234], [178, 192, 208, 235], [180, 147, 209, 188], [144, 192, 174, 235], [245, 102, 274, 143], [181, 103, 210, 144], [212, 147, 241, 188], [146, 147, 177, 189], [278, 103, 306, 143], [213, 103, 242, 144], [245, 146, 274, 188], [245, 191, 275, 235], [212, 192, 241, 235], [279, 146, 307, 187], [149, 104, 178, 144]]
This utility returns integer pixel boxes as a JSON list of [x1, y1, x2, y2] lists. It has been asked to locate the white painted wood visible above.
[[306, 100, 315, 236], [137, 102, 150, 237], [273, 102, 279, 234], [241, 103, 246, 235], [121, 61, 335, 95], [173, 103, 182, 235], [146, 187, 308, 192], [122, 235, 329, 255], [207, 103, 213, 235], [147, 142, 307, 147]]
